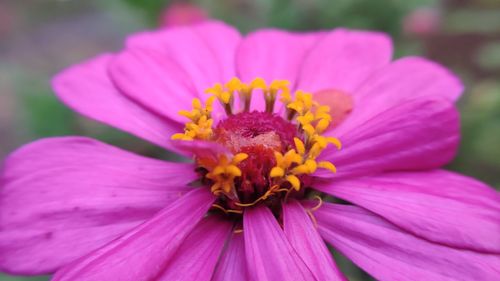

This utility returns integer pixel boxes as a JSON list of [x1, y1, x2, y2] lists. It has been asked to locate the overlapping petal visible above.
[[236, 29, 324, 89], [127, 21, 240, 87], [158, 216, 232, 281], [316, 170, 500, 253], [243, 206, 316, 281], [118, 20, 240, 120], [6, 20, 491, 281], [316, 203, 500, 281], [211, 233, 250, 281], [52, 188, 214, 281], [335, 56, 463, 135], [317, 98, 459, 178], [0, 137, 197, 274], [109, 49, 198, 123], [283, 200, 346, 281], [235, 29, 324, 112], [170, 139, 230, 160], [298, 28, 393, 93], [52, 54, 182, 151]]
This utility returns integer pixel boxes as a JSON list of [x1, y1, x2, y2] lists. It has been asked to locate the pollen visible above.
[[171, 77, 342, 210]]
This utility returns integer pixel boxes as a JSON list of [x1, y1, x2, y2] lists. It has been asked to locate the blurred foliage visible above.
[[17, 79, 76, 138], [123, 0, 438, 35], [0, 276, 48, 281], [123, 0, 171, 23], [451, 81, 500, 187]]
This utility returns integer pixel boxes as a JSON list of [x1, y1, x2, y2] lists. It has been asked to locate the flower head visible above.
[[173, 77, 340, 212], [1, 21, 499, 281]]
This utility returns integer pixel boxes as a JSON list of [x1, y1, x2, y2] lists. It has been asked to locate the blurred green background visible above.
[[0, 0, 499, 280]]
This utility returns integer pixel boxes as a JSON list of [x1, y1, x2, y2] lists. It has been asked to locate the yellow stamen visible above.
[[171, 96, 216, 141], [250, 77, 267, 89], [315, 118, 330, 134], [293, 137, 306, 155], [296, 112, 315, 127], [232, 153, 249, 164], [265, 80, 290, 113], [206, 153, 248, 194], [286, 175, 301, 191], [225, 77, 243, 92], [280, 90, 292, 104], [318, 161, 337, 173], [270, 167, 285, 178], [172, 77, 342, 202]]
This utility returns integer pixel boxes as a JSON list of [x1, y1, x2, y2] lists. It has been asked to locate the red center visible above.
[[214, 111, 299, 203]]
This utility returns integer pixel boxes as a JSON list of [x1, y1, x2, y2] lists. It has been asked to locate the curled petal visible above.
[[211, 233, 250, 281], [52, 54, 183, 151], [243, 206, 316, 281], [157, 216, 232, 281]]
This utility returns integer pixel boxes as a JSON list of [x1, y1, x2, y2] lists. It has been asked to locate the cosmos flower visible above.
[[1, 21, 500, 281]]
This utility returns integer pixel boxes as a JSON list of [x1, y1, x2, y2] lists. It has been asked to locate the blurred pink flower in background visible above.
[[0, 2, 14, 39], [403, 7, 441, 36], [159, 2, 208, 27], [0, 20, 499, 281]]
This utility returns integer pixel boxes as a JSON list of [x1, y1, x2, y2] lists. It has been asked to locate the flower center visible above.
[[172, 77, 341, 214], [214, 111, 295, 202]]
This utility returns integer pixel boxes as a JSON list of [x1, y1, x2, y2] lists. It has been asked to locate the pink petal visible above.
[[283, 200, 347, 281], [193, 21, 241, 83], [109, 48, 198, 123], [315, 170, 500, 254], [243, 206, 316, 281], [236, 29, 324, 112], [0, 137, 197, 274], [315, 203, 500, 281], [335, 56, 463, 134], [236, 29, 324, 87], [211, 233, 250, 281], [52, 188, 214, 281], [317, 98, 459, 178], [128, 21, 240, 84], [170, 139, 230, 160], [356, 57, 463, 102], [121, 21, 240, 108], [157, 216, 232, 281], [297, 28, 392, 93], [52, 54, 182, 151]]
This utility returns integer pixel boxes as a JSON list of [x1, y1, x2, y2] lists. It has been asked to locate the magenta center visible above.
[[213, 111, 300, 205]]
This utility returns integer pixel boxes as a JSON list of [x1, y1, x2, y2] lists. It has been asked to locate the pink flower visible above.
[[1, 21, 500, 281], [403, 7, 441, 37], [159, 2, 208, 27]]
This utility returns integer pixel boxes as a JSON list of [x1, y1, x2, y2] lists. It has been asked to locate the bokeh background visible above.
[[1, 0, 499, 280]]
